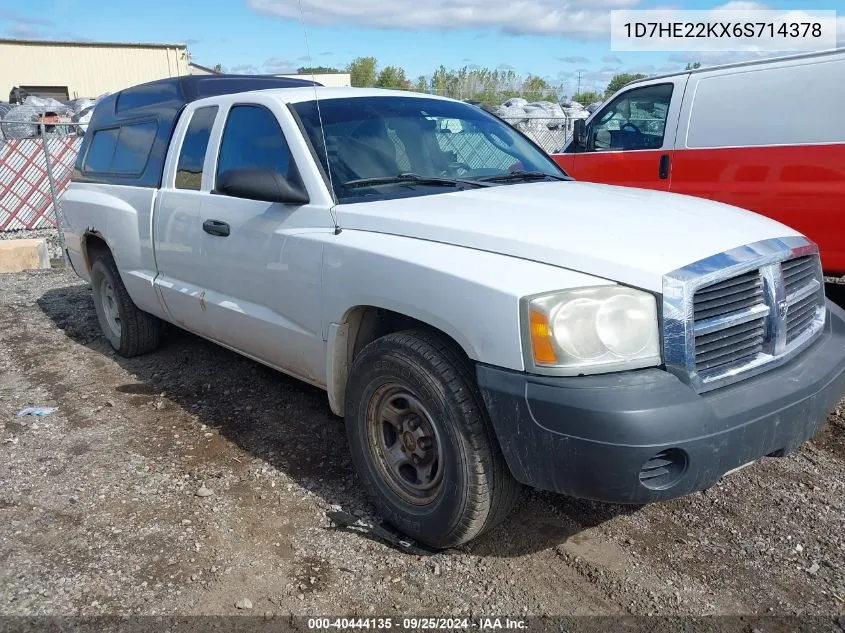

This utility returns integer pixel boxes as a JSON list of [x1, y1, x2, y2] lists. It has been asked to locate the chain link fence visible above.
[[432, 116, 575, 170], [501, 116, 576, 154], [0, 96, 93, 239], [0, 120, 86, 264]]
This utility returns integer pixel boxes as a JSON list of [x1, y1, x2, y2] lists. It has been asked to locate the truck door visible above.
[[154, 105, 220, 334], [563, 78, 685, 191], [192, 100, 334, 385]]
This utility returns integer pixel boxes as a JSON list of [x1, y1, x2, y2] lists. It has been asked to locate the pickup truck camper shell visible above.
[[73, 74, 322, 188]]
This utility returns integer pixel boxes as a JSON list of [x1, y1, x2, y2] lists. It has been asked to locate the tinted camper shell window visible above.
[[72, 74, 321, 188], [82, 121, 158, 176]]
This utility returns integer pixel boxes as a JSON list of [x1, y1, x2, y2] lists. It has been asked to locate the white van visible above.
[[554, 49, 845, 274]]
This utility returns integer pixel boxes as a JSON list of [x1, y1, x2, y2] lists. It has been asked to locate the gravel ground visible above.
[[1, 266, 845, 623]]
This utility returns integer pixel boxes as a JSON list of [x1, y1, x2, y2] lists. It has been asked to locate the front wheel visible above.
[[344, 330, 520, 549]]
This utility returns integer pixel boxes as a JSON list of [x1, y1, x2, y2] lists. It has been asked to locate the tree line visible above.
[[293, 58, 702, 105], [301, 58, 566, 103], [211, 58, 704, 105]]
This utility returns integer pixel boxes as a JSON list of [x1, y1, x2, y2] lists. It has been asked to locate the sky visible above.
[[0, 1, 842, 95]]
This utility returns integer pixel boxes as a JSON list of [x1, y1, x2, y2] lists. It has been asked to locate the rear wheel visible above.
[[344, 329, 520, 549], [90, 254, 162, 357]]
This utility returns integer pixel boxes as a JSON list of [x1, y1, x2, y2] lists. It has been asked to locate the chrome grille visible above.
[[693, 271, 767, 372], [694, 317, 766, 372], [663, 237, 826, 393], [782, 256, 825, 344], [693, 270, 764, 320], [787, 292, 820, 342], [783, 256, 817, 296]]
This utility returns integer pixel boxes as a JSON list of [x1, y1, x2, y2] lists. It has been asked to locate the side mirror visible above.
[[215, 167, 309, 205], [573, 119, 587, 151]]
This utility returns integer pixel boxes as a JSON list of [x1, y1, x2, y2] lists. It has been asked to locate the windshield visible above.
[[291, 96, 570, 203]]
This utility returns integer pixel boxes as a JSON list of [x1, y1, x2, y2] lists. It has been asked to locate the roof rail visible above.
[[625, 48, 845, 89]]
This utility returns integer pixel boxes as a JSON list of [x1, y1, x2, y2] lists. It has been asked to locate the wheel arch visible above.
[[81, 231, 113, 272], [326, 305, 476, 417]]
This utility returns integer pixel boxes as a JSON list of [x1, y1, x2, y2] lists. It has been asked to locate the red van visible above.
[[552, 49, 845, 275]]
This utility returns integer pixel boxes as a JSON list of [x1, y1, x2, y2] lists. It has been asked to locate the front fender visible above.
[[322, 230, 614, 371]]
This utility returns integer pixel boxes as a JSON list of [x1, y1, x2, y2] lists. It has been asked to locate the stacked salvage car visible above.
[[485, 97, 591, 153], [0, 95, 101, 141], [489, 97, 590, 128]]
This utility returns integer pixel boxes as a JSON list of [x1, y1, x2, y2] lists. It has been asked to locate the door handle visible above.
[[203, 219, 230, 237], [659, 154, 670, 180]]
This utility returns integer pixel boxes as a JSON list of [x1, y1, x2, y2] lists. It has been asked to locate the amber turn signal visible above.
[[529, 309, 558, 364]]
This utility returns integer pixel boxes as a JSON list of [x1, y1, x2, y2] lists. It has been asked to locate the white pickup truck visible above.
[[62, 75, 845, 549]]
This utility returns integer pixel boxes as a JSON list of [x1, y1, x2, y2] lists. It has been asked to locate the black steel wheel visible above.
[[345, 329, 521, 549], [366, 385, 445, 505]]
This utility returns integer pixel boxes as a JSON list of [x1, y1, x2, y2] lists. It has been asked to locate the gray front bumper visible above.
[[477, 301, 845, 504]]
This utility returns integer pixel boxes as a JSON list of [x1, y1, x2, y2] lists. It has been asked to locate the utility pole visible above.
[[576, 71, 582, 97]]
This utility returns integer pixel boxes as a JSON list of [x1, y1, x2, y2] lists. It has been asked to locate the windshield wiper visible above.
[[477, 171, 571, 183], [342, 173, 490, 189]]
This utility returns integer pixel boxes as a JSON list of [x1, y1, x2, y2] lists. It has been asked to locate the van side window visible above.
[[83, 121, 157, 176], [216, 105, 295, 184], [175, 106, 219, 190], [587, 83, 673, 152]]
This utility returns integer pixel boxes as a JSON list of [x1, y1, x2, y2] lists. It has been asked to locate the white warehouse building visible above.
[[0, 38, 352, 103], [0, 38, 190, 101]]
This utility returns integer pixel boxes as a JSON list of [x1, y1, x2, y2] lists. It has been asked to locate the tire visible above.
[[89, 254, 162, 357], [344, 329, 521, 549]]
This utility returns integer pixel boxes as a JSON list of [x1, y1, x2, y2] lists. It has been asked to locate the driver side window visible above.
[[216, 104, 295, 183], [587, 83, 674, 152]]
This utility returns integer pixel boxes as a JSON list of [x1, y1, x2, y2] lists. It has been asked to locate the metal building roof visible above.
[[0, 38, 188, 49]]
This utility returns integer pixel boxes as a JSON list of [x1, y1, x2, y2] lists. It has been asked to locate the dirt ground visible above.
[[1, 266, 845, 624]]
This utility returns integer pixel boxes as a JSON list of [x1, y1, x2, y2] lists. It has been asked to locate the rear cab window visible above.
[[175, 106, 219, 190]]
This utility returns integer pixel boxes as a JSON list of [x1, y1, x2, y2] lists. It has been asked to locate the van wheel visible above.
[[344, 329, 520, 549], [90, 255, 162, 357]]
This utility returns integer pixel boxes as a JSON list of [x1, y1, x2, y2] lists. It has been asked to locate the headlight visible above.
[[524, 286, 661, 375]]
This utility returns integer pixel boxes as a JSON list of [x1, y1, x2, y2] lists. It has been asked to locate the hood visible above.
[[337, 181, 803, 293]]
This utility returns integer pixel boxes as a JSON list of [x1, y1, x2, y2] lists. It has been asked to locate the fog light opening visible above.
[[638, 448, 688, 491]]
